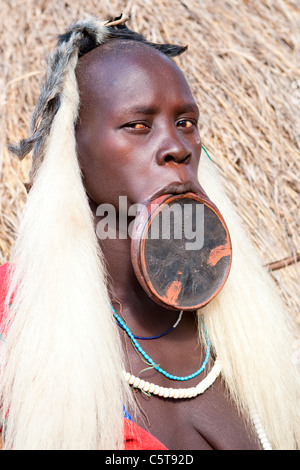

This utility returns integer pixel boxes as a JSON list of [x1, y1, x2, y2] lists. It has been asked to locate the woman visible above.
[[0, 15, 299, 450]]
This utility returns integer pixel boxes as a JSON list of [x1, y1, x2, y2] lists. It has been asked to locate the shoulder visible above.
[[0, 263, 11, 325]]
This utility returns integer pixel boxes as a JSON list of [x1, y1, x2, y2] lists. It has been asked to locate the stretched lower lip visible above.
[[148, 183, 199, 203]]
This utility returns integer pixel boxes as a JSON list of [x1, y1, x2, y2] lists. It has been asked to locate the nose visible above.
[[155, 133, 192, 166]]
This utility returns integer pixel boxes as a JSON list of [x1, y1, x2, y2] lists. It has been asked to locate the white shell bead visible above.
[[128, 375, 135, 385], [138, 379, 145, 389], [143, 381, 150, 392], [133, 377, 140, 387], [124, 372, 131, 382]]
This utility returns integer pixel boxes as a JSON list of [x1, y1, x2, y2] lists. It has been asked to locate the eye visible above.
[[123, 122, 149, 130], [131, 123, 147, 129], [177, 119, 196, 128]]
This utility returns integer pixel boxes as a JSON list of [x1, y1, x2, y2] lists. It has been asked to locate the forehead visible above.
[[75, 41, 197, 115]]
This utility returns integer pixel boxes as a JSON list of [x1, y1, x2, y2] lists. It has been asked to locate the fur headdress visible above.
[[0, 14, 188, 450], [9, 14, 186, 185], [1, 15, 299, 450]]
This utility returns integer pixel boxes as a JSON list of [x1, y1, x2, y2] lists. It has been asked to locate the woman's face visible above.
[[75, 42, 202, 211]]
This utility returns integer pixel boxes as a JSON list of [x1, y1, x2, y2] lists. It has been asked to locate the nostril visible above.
[[163, 153, 191, 164], [182, 153, 191, 163]]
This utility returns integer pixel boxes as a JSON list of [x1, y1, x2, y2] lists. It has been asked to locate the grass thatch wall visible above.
[[0, 0, 299, 329]]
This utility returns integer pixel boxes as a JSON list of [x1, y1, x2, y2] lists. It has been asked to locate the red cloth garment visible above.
[[124, 418, 167, 450], [0, 263, 11, 438], [0, 263, 11, 326]]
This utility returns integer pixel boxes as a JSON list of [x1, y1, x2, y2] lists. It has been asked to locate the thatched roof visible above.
[[0, 0, 299, 329]]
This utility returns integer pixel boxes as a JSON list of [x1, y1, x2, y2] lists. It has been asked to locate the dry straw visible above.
[[0, 0, 299, 328]]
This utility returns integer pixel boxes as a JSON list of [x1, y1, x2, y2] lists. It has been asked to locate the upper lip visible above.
[[147, 181, 200, 203]]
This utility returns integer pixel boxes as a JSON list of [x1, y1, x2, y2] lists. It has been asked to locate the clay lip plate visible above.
[[131, 192, 232, 310]]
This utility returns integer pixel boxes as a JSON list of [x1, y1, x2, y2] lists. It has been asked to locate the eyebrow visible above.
[[176, 103, 200, 116], [122, 103, 199, 116], [122, 105, 159, 116]]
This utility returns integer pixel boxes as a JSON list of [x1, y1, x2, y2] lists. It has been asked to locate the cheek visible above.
[[77, 124, 121, 175], [76, 129, 141, 205], [76, 131, 113, 202]]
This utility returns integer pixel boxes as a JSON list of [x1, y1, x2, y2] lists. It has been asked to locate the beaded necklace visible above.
[[114, 308, 183, 340], [114, 312, 211, 381], [123, 358, 221, 398], [114, 305, 273, 450]]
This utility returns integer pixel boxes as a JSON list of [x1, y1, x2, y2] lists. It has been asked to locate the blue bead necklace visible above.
[[113, 311, 211, 382], [115, 309, 183, 340]]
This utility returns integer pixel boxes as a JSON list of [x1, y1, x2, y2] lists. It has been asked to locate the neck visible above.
[[89, 199, 192, 336]]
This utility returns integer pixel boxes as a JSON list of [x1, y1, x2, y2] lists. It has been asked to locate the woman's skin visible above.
[[75, 41, 261, 450]]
